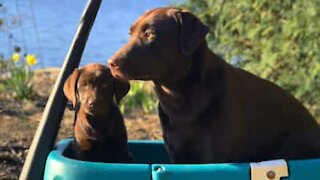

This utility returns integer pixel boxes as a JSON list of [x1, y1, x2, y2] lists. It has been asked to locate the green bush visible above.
[[179, 0, 320, 119], [120, 81, 158, 114]]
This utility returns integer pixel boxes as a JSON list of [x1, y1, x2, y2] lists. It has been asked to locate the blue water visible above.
[[0, 0, 175, 68]]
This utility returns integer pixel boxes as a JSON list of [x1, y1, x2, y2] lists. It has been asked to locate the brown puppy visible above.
[[64, 64, 131, 163], [108, 7, 320, 163]]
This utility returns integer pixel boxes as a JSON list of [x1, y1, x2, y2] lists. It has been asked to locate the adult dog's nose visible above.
[[88, 98, 96, 107], [108, 61, 117, 68], [108, 59, 120, 69]]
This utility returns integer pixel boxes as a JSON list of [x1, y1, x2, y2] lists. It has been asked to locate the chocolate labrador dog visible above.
[[108, 7, 320, 163], [64, 64, 131, 163]]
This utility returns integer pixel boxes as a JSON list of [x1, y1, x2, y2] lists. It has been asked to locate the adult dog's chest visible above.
[[159, 104, 226, 163], [156, 85, 225, 163], [156, 83, 214, 125]]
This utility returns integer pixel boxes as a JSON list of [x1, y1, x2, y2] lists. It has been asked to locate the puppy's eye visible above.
[[145, 29, 156, 40]]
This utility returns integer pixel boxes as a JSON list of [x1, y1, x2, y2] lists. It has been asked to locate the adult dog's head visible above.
[[63, 64, 130, 116], [108, 7, 208, 83]]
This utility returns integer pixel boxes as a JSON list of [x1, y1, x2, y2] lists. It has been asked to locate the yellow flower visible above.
[[12, 53, 20, 63], [26, 54, 37, 66]]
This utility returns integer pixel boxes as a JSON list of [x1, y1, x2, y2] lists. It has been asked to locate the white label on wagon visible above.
[[250, 159, 289, 180]]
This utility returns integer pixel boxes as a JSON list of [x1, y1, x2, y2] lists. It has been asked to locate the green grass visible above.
[[0, 82, 5, 93]]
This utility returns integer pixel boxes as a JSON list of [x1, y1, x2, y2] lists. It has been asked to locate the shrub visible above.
[[120, 81, 158, 114], [179, 0, 320, 119]]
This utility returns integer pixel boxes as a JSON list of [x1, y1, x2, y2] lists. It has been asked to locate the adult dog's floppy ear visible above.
[[63, 69, 81, 107], [113, 79, 130, 104], [173, 9, 209, 56]]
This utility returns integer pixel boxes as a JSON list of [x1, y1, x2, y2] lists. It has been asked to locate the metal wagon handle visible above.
[[19, 0, 102, 179]]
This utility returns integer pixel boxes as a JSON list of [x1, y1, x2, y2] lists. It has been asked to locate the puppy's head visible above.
[[63, 64, 130, 115], [108, 7, 208, 82]]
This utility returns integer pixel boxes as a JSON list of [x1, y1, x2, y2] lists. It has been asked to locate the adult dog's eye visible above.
[[79, 82, 88, 88], [145, 29, 156, 40]]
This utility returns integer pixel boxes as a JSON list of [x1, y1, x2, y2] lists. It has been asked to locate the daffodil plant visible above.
[[1, 51, 38, 100]]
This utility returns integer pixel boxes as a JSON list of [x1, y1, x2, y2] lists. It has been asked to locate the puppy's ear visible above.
[[63, 69, 80, 107], [172, 9, 209, 56], [113, 79, 130, 104]]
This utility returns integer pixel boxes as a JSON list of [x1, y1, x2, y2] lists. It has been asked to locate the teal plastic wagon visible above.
[[43, 139, 320, 180]]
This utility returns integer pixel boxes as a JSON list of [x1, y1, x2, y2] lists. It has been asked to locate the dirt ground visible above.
[[0, 68, 162, 179]]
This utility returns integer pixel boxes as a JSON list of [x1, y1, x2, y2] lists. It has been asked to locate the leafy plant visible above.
[[0, 3, 38, 101], [179, 0, 320, 119], [120, 81, 158, 114], [2, 53, 37, 100]]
